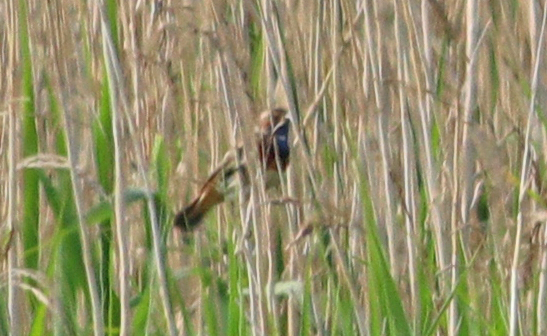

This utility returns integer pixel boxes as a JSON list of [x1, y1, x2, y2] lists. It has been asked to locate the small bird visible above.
[[174, 108, 291, 231]]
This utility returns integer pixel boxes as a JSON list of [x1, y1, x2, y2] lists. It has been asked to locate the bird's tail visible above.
[[174, 149, 247, 231], [174, 185, 225, 231], [174, 200, 203, 231]]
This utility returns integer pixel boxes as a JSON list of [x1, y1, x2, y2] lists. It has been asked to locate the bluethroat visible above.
[[174, 108, 291, 231]]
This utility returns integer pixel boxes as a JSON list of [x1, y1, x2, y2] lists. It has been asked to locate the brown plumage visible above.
[[174, 150, 248, 231], [174, 108, 291, 231]]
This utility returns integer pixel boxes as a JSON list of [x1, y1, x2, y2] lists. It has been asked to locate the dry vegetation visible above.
[[2, 0, 547, 335]]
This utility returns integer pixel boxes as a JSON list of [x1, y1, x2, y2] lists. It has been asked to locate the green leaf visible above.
[[20, 0, 40, 271]]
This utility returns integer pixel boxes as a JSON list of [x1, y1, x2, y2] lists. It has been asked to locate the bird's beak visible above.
[[283, 116, 291, 127], [283, 111, 293, 126]]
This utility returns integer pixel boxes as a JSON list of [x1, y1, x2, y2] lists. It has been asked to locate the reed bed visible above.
[[2, 0, 547, 335]]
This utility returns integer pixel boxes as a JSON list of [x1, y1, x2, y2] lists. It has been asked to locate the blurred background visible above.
[[1, 0, 547, 335]]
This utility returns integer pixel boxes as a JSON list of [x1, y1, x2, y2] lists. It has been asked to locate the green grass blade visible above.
[[131, 287, 150, 336], [19, 0, 40, 271], [94, 78, 115, 195]]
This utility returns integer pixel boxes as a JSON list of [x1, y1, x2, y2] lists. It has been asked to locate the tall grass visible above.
[[2, 0, 547, 335]]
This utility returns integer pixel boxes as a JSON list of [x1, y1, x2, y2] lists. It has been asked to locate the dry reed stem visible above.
[[5, 0, 547, 334]]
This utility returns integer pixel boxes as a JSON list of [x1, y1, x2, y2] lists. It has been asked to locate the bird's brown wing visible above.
[[174, 149, 248, 231]]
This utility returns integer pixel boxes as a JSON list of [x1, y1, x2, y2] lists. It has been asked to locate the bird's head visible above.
[[259, 107, 291, 137], [257, 108, 291, 172]]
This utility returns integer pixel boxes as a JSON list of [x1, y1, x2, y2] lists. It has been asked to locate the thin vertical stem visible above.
[[539, 224, 547, 334], [395, 0, 419, 326], [98, 2, 178, 334], [99, 11, 131, 335], [364, 0, 397, 275], [413, 0, 449, 296], [511, 3, 547, 335], [455, 0, 480, 333], [7, 0, 20, 332]]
